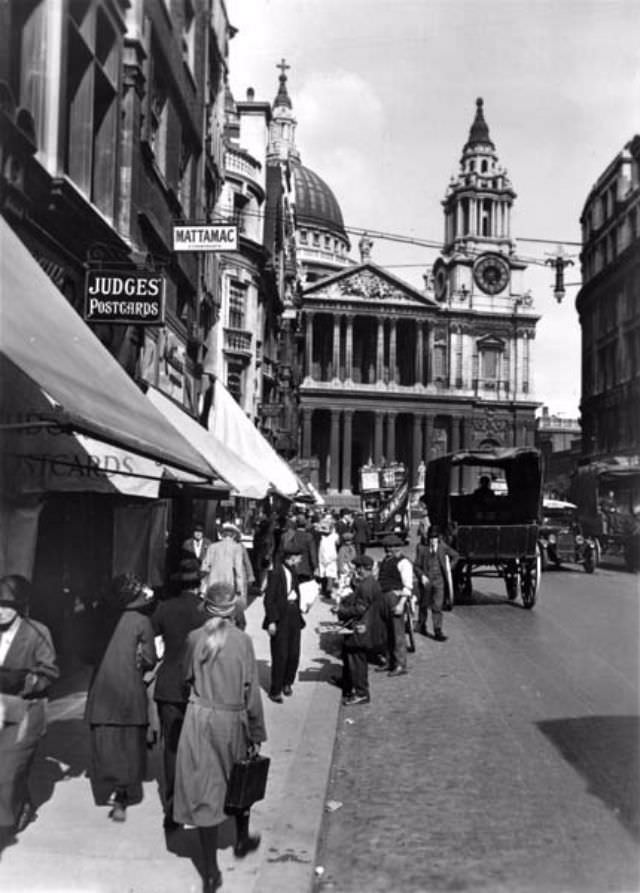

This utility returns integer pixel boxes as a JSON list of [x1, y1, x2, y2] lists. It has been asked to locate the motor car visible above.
[[539, 498, 597, 573]]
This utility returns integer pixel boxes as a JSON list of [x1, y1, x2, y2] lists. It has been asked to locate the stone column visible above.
[[426, 326, 435, 383], [341, 409, 353, 493], [412, 414, 423, 485], [386, 411, 397, 462], [305, 312, 314, 378], [332, 315, 341, 380], [374, 411, 384, 463], [450, 416, 460, 453], [389, 319, 397, 383], [425, 414, 434, 462], [329, 409, 340, 491], [376, 319, 384, 382], [345, 315, 354, 381], [415, 323, 424, 385], [302, 407, 313, 459]]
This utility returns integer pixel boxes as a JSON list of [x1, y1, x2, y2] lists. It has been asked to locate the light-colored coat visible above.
[[173, 624, 266, 826], [201, 537, 247, 597]]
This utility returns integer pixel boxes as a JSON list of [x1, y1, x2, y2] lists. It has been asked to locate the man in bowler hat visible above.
[[336, 554, 384, 705], [377, 534, 414, 675], [262, 541, 305, 703], [415, 526, 459, 641]]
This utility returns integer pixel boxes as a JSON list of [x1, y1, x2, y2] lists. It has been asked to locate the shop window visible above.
[[64, 2, 120, 220], [228, 281, 246, 329]]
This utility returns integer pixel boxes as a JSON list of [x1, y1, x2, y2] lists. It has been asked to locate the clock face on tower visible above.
[[432, 259, 448, 301], [473, 253, 510, 295]]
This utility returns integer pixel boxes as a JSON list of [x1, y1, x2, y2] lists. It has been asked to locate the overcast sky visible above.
[[227, 0, 640, 417]]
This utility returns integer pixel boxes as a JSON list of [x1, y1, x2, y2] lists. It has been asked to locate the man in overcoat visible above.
[[152, 558, 206, 830], [352, 512, 371, 556], [181, 522, 212, 566], [377, 534, 414, 675], [415, 525, 459, 641], [262, 541, 305, 703]]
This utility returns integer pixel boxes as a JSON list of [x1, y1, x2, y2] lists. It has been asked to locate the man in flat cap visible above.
[[377, 534, 414, 676], [262, 541, 305, 703]]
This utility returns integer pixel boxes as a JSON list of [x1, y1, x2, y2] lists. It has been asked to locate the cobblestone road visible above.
[[314, 551, 639, 893]]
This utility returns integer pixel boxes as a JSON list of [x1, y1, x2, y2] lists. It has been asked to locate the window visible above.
[[629, 207, 638, 241], [324, 235, 331, 249], [481, 160, 488, 173], [178, 139, 193, 217], [300, 230, 308, 244], [312, 232, 320, 247], [481, 348, 499, 382], [148, 58, 169, 176], [228, 281, 245, 329], [227, 360, 244, 404], [433, 344, 447, 380], [65, 3, 121, 219]]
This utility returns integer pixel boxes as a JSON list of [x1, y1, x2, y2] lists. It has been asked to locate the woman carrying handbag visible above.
[[174, 582, 267, 893]]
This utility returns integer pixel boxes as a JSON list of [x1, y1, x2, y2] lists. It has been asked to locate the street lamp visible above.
[[545, 252, 575, 303]]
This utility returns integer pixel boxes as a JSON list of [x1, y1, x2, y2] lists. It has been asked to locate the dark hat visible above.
[[381, 534, 403, 547], [427, 525, 441, 539], [192, 521, 204, 532], [171, 557, 206, 585], [203, 581, 237, 618], [282, 540, 303, 556], [0, 575, 31, 610], [353, 554, 374, 569], [111, 572, 155, 611]]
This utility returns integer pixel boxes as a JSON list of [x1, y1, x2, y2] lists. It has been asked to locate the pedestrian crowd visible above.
[[0, 501, 458, 893]]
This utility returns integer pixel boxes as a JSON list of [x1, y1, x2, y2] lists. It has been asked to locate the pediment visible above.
[[303, 263, 436, 308]]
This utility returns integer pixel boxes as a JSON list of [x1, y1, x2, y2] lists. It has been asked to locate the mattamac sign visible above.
[[84, 270, 166, 325], [173, 224, 238, 252]]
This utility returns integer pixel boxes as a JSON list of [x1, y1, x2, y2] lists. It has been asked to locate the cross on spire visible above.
[[277, 58, 290, 78]]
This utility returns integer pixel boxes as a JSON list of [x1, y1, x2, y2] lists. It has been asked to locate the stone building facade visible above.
[[576, 135, 640, 464], [291, 95, 540, 493]]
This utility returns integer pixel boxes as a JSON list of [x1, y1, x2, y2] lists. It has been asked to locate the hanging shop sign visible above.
[[84, 270, 166, 325], [172, 224, 238, 252]]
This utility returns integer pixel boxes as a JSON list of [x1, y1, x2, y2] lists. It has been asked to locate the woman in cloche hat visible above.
[[173, 582, 266, 893], [84, 573, 157, 823], [0, 575, 59, 844]]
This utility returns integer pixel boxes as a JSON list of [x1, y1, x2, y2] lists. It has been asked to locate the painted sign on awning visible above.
[[172, 225, 238, 252]]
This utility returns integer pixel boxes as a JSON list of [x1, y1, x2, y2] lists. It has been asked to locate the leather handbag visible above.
[[224, 754, 270, 814]]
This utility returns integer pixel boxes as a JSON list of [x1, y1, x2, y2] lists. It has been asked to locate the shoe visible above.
[[269, 693, 283, 703], [163, 814, 180, 832], [418, 624, 428, 636], [343, 694, 370, 705], [202, 869, 222, 892], [433, 630, 448, 642], [234, 833, 261, 858], [374, 663, 390, 673], [387, 668, 408, 677], [282, 684, 293, 696], [109, 803, 127, 822]]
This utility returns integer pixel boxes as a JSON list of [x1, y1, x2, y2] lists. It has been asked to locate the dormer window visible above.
[[481, 160, 488, 173]]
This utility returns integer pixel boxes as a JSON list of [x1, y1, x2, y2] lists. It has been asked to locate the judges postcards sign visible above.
[[84, 270, 166, 325], [172, 224, 237, 252]]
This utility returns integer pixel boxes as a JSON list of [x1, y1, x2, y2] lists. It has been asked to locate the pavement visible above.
[[0, 592, 343, 893]]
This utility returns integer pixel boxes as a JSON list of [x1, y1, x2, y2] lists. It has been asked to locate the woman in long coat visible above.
[[0, 575, 59, 844], [84, 573, 156, 822], [174, 581, 266, 893]]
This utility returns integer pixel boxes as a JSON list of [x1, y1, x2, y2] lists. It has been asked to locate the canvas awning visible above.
[[0, 218, 214, 479], [147, 387, 272, 499], [209, 380, 301, 498]]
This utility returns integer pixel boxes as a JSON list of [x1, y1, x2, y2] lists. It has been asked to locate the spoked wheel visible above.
[[521, 546, 541, 609], [404, 601, 416, 653]]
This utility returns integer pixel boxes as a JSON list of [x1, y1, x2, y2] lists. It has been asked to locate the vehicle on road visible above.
[[359, 461, 410, 544], [539, 498, 598, 572], [425, 447, 542, 608], [569, 463, 640, 572]]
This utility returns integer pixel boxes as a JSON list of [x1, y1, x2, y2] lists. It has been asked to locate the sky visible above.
[[227, 0, 640, 417]]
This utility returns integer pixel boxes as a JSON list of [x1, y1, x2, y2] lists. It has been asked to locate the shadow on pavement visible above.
[[537, 715, 640, 841], [164, 814, 238, 881]]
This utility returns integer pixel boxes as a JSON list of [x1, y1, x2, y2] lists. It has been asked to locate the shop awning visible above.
[[0, 218, 214, 479], [209, 380, 301, 498], [147, 387, 272, 499]]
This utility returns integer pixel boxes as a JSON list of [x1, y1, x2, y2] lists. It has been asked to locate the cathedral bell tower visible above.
[[267, 59, 300, 164], [432, 98, 528, 312]]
